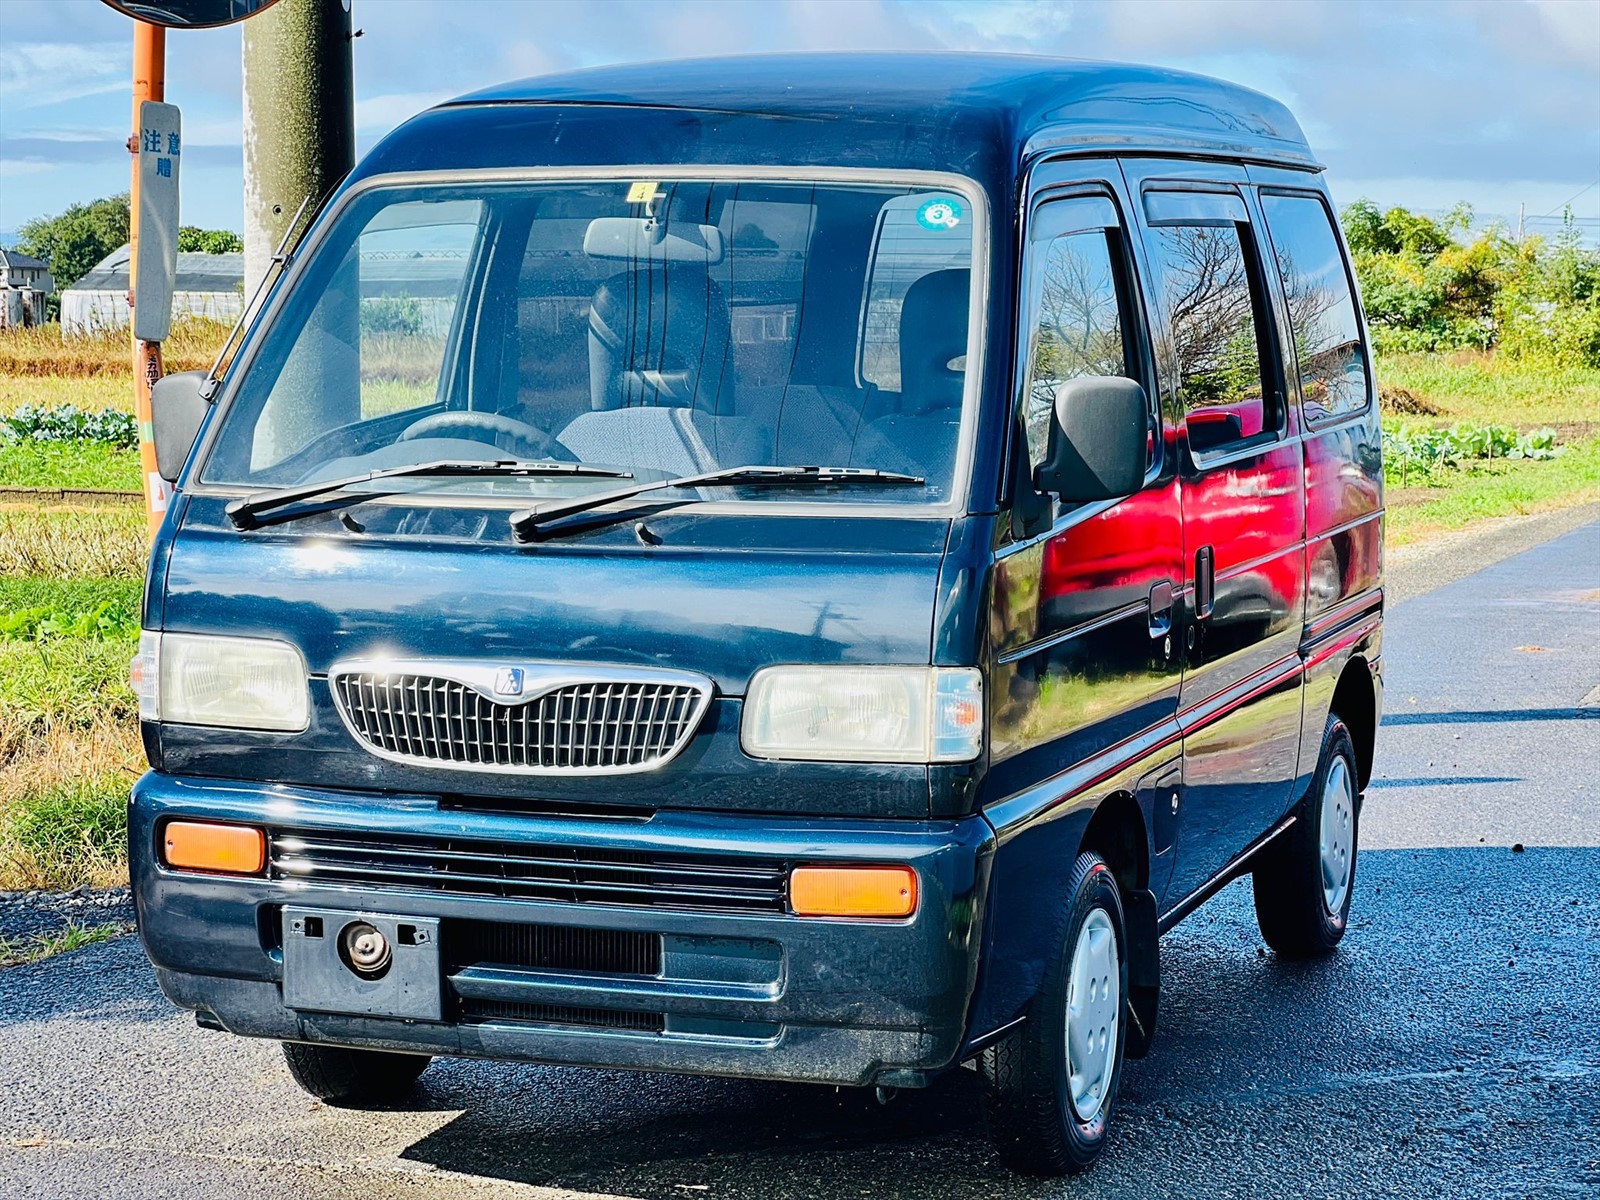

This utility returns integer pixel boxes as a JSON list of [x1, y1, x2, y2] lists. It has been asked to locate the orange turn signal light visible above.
[[790, 865, 918, 919], [162, 821, 266, 876]]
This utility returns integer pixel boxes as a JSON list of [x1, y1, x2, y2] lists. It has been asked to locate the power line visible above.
[[1540, 178, 1599, 219]]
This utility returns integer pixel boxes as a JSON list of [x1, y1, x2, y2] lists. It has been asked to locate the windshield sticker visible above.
[[626, 181, 662, 204], [916, 197, 963, 231]]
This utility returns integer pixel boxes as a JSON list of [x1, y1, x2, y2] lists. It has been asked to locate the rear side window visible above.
[[1260, 193, 1370, 422], [1143, 194, 1279, 456]]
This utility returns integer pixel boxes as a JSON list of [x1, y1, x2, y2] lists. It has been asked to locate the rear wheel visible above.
[[981, 851, 1127, 1175], [1252, 713, 1360, 957], [281, 1042, 431, 1106]]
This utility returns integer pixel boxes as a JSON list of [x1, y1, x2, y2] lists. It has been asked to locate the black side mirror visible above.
[[150, 370, 211, 484], [1033, 376, 1149, 503]]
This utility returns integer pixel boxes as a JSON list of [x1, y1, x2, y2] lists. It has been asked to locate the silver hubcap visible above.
[[1065, 907, 1119, 1123], [1319, 757, 1355, 915]]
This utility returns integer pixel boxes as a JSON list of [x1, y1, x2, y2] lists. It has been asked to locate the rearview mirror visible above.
[[1033, 376, 1149, 503], [150, 370, 211, 483], [583, 217, 725, 263]]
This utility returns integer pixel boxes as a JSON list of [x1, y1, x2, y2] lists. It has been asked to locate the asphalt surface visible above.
[[3, 516, 1598, 1199]]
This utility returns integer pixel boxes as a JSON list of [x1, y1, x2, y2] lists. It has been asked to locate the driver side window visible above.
[[249, 200, 480, 472], [354, 207, 478, 420], [1021, 213, 1136, 471]]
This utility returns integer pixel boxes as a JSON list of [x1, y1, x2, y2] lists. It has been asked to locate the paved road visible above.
[[3, 521, 1598, 1199]]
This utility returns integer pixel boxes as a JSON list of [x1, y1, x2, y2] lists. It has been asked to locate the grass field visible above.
[[1378, 351, 1600, 545], [0, 318, 1597, 891], [1380, 351, 1600, 439]]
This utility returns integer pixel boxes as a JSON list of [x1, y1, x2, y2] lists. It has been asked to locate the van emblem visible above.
[[493, 667, 525, 696]]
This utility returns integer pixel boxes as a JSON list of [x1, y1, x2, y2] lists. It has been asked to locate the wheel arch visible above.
[[1077, 789, 1159, 1059], [1329, 656, 1377, 790], [1077, 789, 1149, 895]]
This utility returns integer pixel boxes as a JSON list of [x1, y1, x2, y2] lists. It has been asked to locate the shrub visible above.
[[177, 226, 243, 254], [1344, 202, 1600, 368], [1, 404, 139, 449], [361, 296, 426, 336]]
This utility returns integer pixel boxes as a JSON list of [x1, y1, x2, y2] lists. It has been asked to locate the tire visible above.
[[981, 851, 1128, 1175], [281, 1041, 431, 1106], [1252, 713, 1360, 957]]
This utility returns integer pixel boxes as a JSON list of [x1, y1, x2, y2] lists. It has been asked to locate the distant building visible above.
[[0, 247, 54, 328], [60, 243, 244, 337]]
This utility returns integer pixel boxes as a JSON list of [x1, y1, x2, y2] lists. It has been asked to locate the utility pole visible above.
[[1517, 202, 1526, 245], [129, 21, 166, 538], [241, 0, 355, 295]]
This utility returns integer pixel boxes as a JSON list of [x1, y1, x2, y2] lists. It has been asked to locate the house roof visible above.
[[0, 247, 50, 272], [63, 244, 244, 294]]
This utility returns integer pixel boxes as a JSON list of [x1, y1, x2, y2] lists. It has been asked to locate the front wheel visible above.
[[981, 851, 1128, 1175], [281, 1042, 431, 1107], [1252, 713, 1360, 957]]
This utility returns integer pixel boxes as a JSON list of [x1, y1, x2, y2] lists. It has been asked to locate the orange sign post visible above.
[[130, 20, 168, 540]]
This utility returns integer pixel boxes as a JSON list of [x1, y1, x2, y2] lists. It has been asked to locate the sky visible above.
[[1, 0, 1597, 245]]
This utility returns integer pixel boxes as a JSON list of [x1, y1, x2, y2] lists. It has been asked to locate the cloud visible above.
[[355, 92, 458, 136], [2, 0, 1597, 234], [0, 41, 125, 109]]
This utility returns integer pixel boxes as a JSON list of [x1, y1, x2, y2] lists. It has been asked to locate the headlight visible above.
[[132, 631, 309, 732], [741, 665, 982, 763]]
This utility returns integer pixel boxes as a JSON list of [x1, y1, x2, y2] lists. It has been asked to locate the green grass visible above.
[[0, 776, 129, 892], [1379, 351, 1600, 433], [1387, 438, 1600, 546], [0, 441, 142, 490], [0, 920, 131, 968], [0, 638, 139, 740]]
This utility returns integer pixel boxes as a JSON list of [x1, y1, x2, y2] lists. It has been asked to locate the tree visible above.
[[178, 226, 244, 254], [16, 195, 130, 291]]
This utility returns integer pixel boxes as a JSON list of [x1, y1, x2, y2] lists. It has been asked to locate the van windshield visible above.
[[200, 177, 979, 507]]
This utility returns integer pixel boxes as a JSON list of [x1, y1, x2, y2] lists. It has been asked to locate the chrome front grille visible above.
[[269, 829, 789, 914], [328, 660, 713, 775]]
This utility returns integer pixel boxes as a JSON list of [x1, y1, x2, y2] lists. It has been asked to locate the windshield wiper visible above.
[[508, 464, 925, 542], [227, 459, 633, 531]]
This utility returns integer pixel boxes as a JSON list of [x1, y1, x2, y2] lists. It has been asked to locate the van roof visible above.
[[444, 53, 1317, 169]]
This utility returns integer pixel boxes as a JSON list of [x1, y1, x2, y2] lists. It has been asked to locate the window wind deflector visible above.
[[226, 459, 633, 531], [509, 464, 925, 543], [1143, 190, 1249, 228]]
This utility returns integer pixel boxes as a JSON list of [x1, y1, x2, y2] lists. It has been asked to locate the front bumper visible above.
[[131, 772, 994, 1088]]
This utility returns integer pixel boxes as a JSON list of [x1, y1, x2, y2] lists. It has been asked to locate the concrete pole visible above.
[[130, 21, 166, 540], [241, 0, 355, 296]]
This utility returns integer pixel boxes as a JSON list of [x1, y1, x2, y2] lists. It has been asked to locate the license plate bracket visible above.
[[282, 907, 442, 1021]]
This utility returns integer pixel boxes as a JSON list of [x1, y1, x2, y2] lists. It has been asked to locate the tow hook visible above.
[[339, 921, 392, 978]]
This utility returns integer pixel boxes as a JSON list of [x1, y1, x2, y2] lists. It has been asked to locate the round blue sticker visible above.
[[916, 197, 963, 231]]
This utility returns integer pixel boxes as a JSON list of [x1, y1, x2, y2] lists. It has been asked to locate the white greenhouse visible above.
[[60, 244, 245, 337]]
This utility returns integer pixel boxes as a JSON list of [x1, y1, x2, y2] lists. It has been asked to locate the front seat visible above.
[[586, 266, 732, 412], [851, 268, 970, 481], [896, 268, 970, 416], [558, 265, 737, 475]]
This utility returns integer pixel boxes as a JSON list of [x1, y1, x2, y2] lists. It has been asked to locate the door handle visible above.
[[1195, 546, 1215, 620], [1148, 579, 1174, 638]]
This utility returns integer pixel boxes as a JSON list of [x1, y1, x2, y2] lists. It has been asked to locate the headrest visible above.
[[897, 269, 970, 415], [588, 267, 731, 411]]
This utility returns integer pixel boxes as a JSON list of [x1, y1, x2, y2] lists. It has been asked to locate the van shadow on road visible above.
[[393, 846, 1600, 1200]]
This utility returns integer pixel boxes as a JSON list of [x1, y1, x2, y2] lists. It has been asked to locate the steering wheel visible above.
[[397, 411, 576, 462]]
